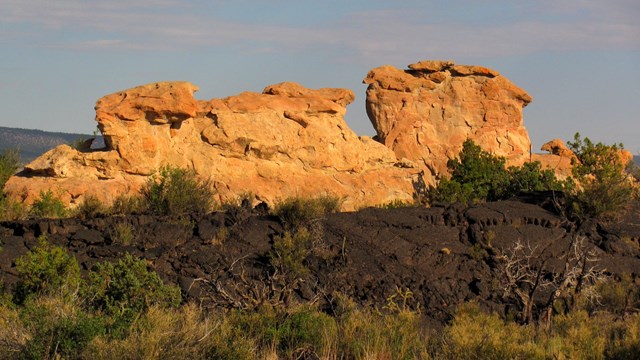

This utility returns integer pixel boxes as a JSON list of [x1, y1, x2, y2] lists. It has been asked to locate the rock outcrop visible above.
[[364, 60, 533, 184], [5, 82, 418, 210], [7, 60, 603, 209]]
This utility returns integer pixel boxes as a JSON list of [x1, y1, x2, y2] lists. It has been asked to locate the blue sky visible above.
[[1, 0, 639, 153]]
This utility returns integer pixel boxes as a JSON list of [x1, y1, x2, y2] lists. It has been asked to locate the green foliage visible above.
[[506, 161, 568, 195], [141, 166, 215, 216], [377, 199, 416, 209], [19, 299, 105, 360], [73, 195, 106, 219], [275, 306, 337, 358], [439, 303, 542, 359], [14, 238, 81, 304], [429, 139, 567, 204], [567, 133, 635, 219], [84, 254, 181, 329], [270, 228, 312, 277], [272, 195, 342, 230], [0, 148, 24, 221], [0, 148, 20, 192], [3, 243, 187, 358], [108, 194, 144, 215], [30, 190, 67, 219], [431, 139, 510, 203], [584, 274, 640, 315], [232, 305, 337, 359], [0, 197, 28, 221], [107, 222, 134, 246]]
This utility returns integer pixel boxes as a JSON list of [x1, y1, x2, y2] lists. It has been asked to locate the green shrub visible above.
[[272, 195, 342, 230], [0, 197, 28, 221], [231, 305, 337, 359], [438, 303, 543, 359], [506, 161, 568, 195], [14, 238, 81, 304], [141, 166, 215, 216], [73, 195, 106, 219], [566, 133, 635, 220], [19, 297, 105, 360], [0, 303, 28, 359], [338, 306, 428, 359], [428, 139, 567, 204], [30, 190, 67, 219], [0, 148, 19, 193], [377, 199, 416, 209], [583, 274, 640, 315], [108, 194, 144, 215], [551, 310, 607, 359], [605, 313, 640, 360], [276, 306, 337, 358], [270, 229, 312, 277], [429, 139, 510, 203], [107, 222, 134, 246], [83, 254, 181, 335]]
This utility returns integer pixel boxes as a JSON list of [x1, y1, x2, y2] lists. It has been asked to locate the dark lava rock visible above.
[[1, 199, 639, 327]]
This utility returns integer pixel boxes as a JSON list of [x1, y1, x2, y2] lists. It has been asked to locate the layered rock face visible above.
[[5, 82, 417, 210], [364, 60, 533, 184], [7, 60, 600, 209]]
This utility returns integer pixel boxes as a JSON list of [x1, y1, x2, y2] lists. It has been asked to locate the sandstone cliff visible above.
[[6, 60, 599, 209], [364, 60, 533, 184], [4, 82, 417, 210]]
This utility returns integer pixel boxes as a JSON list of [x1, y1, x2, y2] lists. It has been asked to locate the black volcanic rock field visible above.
[[1, 196, 639, 327]]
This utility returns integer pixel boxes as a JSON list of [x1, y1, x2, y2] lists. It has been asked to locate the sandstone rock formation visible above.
[[364, 60, 533, 184], [5, 82, 418, 210], [7, 60, 599, 209]]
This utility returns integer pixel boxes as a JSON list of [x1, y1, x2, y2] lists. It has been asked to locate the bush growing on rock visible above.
[[108, 194, 144, 215], [83, 254, 182, 331], [30, 190, 67, 219], [73, 195, 106, 219], [0, 148, 19, 192], [272, 195, 342, 230], [142, 166, 216, 216], [566, 133, 635, 220], [428, 139, 566, 204], [14, 237, 81, 304], [270, 229, 313, 278], [0, 148, 27, 221]]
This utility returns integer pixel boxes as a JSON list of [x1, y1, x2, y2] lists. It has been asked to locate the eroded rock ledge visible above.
[[5, 81, 417, 210], [5, 60, 585, 208], [364, 60, 533, 184]]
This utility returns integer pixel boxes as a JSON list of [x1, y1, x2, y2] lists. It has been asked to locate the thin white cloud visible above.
[[2, 0, 638, 57]]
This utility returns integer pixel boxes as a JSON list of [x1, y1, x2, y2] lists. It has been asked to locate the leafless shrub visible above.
[[498, 236, 607, 326]]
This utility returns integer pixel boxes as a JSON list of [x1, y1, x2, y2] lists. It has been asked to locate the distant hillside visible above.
[[0, 126, 91, 164], [635, 155, 639, 166]]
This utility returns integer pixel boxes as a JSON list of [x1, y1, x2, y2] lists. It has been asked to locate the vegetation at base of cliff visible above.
[[0, 164, 220, 221], [1, 240, 639, 359], [428, 135, 637, 220], [566, 133, 636, 220], [0, 148, 24, 221], [272, 195, 342, 230], [142, 165, 216, 216], [0, 148, 19, 191], [30, 190, 68, 219], [427, 139, 568, 204]]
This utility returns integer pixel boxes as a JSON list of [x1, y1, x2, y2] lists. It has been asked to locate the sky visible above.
[[1, 0, 639, 154]]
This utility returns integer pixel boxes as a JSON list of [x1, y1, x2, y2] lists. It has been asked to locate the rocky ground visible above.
[[1, 195, 639, 327]]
